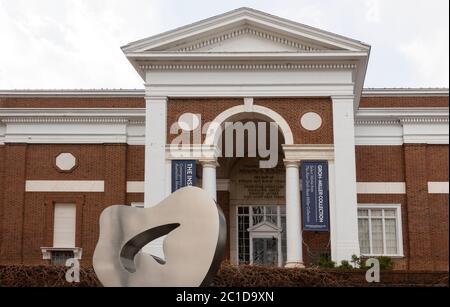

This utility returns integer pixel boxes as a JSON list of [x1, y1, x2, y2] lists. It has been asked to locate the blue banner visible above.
[[301, 161, 330, 232], [171, 160, 197, 192]]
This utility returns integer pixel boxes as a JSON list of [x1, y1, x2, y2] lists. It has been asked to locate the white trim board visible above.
[[428, 182, 449, 194], [357, 182, 406, 194], [127, 181, 145, 193], [25, 180, 104, 192]]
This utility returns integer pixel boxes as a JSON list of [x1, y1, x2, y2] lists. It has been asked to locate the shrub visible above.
[[376, 256, 394, 271], [338, 260, 353, 270], [351, 254, 394, 271], [314, 256, 336, 269]]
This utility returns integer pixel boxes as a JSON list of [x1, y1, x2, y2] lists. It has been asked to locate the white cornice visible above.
[[1, 117, 132, 124], [141, 63, 357, 71], [355, 107, 449, 124], [1, 88, 446, 98], [127, 51, 368, 61], [0, 108, 146, 145], [0, 108, 145, 119], [355, 107, 449, 145]]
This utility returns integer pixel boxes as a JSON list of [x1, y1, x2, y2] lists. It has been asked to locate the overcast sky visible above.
[[0, 0, 448, 89]]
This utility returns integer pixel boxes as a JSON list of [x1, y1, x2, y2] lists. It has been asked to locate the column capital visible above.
[[199, 159, 219, 168], [330, 95, 355, 102], [144, 95, 168, 102], [283, 159, 300, 168]]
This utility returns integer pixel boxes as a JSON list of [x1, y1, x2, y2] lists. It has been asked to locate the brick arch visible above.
[[204, 104, 294, 146]]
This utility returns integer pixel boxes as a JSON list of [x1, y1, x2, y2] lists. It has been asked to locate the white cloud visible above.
[[0, 0, 448, 89]]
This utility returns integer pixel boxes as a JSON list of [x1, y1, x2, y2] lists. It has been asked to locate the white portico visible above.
[[122, 7, 370, 266]]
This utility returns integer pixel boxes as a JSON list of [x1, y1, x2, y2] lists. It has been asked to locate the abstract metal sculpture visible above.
[[93, 187, 226, 287]]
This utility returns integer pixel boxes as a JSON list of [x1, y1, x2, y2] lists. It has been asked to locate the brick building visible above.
[[0, 8, 448, 271]]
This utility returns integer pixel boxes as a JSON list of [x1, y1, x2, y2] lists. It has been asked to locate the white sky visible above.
[[0, 0, 448, 89]]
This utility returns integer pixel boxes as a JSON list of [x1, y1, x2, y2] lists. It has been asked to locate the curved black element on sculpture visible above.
[[120, 223, 180, 273], [200, 204, 227, 287]]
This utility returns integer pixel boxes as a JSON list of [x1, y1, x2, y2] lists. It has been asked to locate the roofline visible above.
[[362, 88, 449, 97], [0, 89, 146, 98], [0, 88, 448, 98], [121, 7, 370, 53]]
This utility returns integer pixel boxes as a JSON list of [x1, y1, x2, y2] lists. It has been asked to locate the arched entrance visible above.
[[198, 103, 304, 267]]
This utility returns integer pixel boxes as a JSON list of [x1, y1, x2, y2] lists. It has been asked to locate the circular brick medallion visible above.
[[300, 112, 322, 131]]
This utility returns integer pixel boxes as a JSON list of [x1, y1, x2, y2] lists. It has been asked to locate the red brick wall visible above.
[[0, 97, 145, 108], [0, 144, 27, 264], [356, 146, 405, 182], [302, 232, 331, 266], [356, 145, 449, 271], [355, 145, 409, 270], [404, 145, 434, 270], [0, 144, 144, 265], [426, 145, 449, 271], [1, 95, 447, 109], [360, 96, 449, 108], [167, 97, 333, 145], [0, 95, 448, 272], [256, 98, 333, 144], [167, 98, 242, 143], [104, 144, 127, 206], [126, 146, 145, 181], [0, 146, 4, 261]]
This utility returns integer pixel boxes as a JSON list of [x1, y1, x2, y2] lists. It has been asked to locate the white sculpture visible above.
[[93, 186, 226, 287]]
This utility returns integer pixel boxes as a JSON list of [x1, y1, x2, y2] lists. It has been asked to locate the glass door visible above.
[[252, 237, 278, 265]]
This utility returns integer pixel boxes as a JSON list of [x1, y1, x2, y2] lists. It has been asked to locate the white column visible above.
[[284, 160, 304, 268], [144, 95, 168, 208], [143, 95, 168, 260], [331, 96, 360, 264], [327, 160, 338, 262], [201, 160, 218, 201]]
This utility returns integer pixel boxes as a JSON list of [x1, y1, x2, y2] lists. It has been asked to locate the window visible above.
[[53, 203, 76, 248], [237, 205, 286, 266], [51, 250, 74, 266], [357, 205, 403, 257]]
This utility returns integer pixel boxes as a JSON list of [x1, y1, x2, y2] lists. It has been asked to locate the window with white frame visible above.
[[53, 203, 76, 248], [357, 205, 403, 257], [51, 203, 77, 265]]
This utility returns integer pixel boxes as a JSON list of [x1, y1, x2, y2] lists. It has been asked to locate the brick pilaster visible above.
[[404, 144, 433, 270], [104, 144, 127, 206], [0, 144, 27, 264]]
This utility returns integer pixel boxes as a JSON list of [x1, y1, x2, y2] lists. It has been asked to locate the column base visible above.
[[284, 262, 305, 269]]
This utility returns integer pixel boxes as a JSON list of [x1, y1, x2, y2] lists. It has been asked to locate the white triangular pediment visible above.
[[167, 27, 323, 53], [122, 7, 370, 54], [247, 221, 282, 233], [201, 34, 299, 52]]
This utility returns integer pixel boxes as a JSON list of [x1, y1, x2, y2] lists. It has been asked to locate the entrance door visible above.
[[252, 237, 278, 265]]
